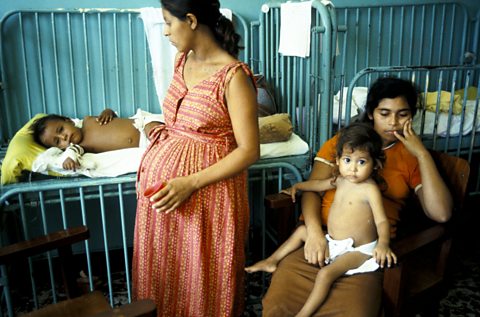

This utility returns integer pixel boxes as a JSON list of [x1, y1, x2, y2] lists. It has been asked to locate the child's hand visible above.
[[62, 157, 80, 171], [96, 108, 117, 125], [372, 243, 397, 268], [280, 185, 299, 203]]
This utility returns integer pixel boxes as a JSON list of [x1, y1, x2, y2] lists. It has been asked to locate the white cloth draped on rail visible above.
[[278, 0, 313, 58], [139, 7, 176, 110]]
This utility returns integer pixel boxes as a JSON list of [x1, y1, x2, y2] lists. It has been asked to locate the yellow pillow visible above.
[[1, 114, 47, 185], [421, 91, 463, 115], [455, 86, 478, 101]]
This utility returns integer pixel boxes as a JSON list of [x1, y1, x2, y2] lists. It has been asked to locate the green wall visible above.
[[1, 0, 478, 23], [220, 0, 480, 22]]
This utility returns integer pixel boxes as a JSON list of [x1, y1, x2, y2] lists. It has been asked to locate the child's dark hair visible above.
[[29, 114, 71, 147], [160, 0, 242, 57], [359, 77, 419, 123], [333, 122, 386, 189]]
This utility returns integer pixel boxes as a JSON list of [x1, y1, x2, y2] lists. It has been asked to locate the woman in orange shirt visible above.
[[262, 77, 452, 316]]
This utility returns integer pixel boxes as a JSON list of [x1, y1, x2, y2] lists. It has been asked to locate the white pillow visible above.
[[260, 133, 309, 159]]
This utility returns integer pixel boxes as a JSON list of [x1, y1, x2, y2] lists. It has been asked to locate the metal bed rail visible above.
[[254, 0, 336, 163], [343, 64, 480, 195], [330, 2, 471, 138], [0, 162, 302, 316], [0, 8, 250, 146]]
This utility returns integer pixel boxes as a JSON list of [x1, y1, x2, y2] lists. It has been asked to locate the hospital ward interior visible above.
[[0, 0, 479, 316]]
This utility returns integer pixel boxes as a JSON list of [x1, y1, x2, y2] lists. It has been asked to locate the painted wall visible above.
[[1, 0, 478, 22], [220, 0, 480, 23]]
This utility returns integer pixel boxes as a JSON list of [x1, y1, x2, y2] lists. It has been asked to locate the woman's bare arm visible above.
[[302, 160, 334, 266], [394, 119, 452, 222]]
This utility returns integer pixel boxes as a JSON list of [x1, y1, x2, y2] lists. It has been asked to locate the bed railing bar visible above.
[[439, 6, 447, 65], [419, 6, 426, 64], [98, 185, 113, 306], [418, 77, 429, 139], [128, 14, 135, 116], [58, 189, 67, 229], [143, 28, 150, 112], [353, 8, 359, 77], [82, 13, 93, 116], [447, 5, 454, 64], [274, 9, 280, 104], [17, 194, 41, 311], [34, 13, 47, 117], [38, 191, 59, 304], [22, 14, 34, 118], [1, 264, 14, 317], [428, 5, 436, 65], [317, 1, 333, 148], [451, 71, 464, 156], [113, 13, 121, 114], [98, 13, 107, 110], [399, 7, 405, 65], [67, 13, 79, 119], [117, 183, 132, 302], [249, 21, 258, 72], [408, 6, 415, 66], [386, 7, 393, 70], [468, 79, 480, 162], [431, 71, 443, 149], [51, 13, 62, 115], [260, 168, 267, 261], [79, 187, 95, 293]]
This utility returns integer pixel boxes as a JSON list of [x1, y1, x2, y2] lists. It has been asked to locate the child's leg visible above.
[[245, 225, 308, 273], [295, 252, 371, 317]]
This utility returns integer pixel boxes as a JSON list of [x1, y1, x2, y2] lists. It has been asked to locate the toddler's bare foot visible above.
[[245, 258, 278, 273]]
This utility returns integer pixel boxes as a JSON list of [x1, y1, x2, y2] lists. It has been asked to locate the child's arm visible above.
[[96, 108, 117, 125], [368, 185, 397, 268], [62, 157, 80, 171], [282, 178, 335, 203], [61, 144, 85, 171]]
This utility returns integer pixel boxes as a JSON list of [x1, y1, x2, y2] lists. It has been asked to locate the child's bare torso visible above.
[[79, 116, 140, 153], [327, 178, 378, 246]]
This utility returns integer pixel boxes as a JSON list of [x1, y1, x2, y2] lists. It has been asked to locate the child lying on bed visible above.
[[30, 108, 163, 171]]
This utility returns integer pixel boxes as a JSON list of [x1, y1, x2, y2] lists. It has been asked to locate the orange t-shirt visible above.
[[315, 134, 422, 237]]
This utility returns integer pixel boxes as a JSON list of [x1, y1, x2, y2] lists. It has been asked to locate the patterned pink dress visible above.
[[132, 52, 253, 317]]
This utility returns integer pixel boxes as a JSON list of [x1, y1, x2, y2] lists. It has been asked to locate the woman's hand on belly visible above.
[[150, 175, 198, 214]]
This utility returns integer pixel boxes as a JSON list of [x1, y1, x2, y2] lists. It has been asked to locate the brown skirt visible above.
[[262, 248, 383, 317]]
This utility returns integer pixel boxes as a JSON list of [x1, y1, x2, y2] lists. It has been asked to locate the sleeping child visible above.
[[30, 108, 164, 172]]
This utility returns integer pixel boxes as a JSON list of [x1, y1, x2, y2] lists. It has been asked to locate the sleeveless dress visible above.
[[132, 52, 253, 317]]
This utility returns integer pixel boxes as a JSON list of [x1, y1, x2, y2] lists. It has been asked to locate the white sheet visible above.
[[260, 133, 309, 159], [413, 100, 480, 137], [333, 88, 480, 137], [31, 132, 309, 178], [32, 147, 144, 178], [332, 87, 368, 123]]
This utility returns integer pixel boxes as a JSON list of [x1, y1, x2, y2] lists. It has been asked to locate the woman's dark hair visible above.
[[332, 122, 387, 189], [30, 114, 71, 147], [359, 77, 419, 123], [161, 0, 242, 57]]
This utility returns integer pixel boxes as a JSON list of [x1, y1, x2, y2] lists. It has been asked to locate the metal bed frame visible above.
[[343, 64, 480, 194], [0, 7, 303, 315]]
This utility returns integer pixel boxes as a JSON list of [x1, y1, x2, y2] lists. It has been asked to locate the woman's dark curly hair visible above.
[[359, 77, 420, 124], [332, 122, 387, 190], [161, 0, 242, 57]]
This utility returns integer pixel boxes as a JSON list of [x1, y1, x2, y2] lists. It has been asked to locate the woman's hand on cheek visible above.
[[151, 176, 197, 214], [393, 119, 427, 158]]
